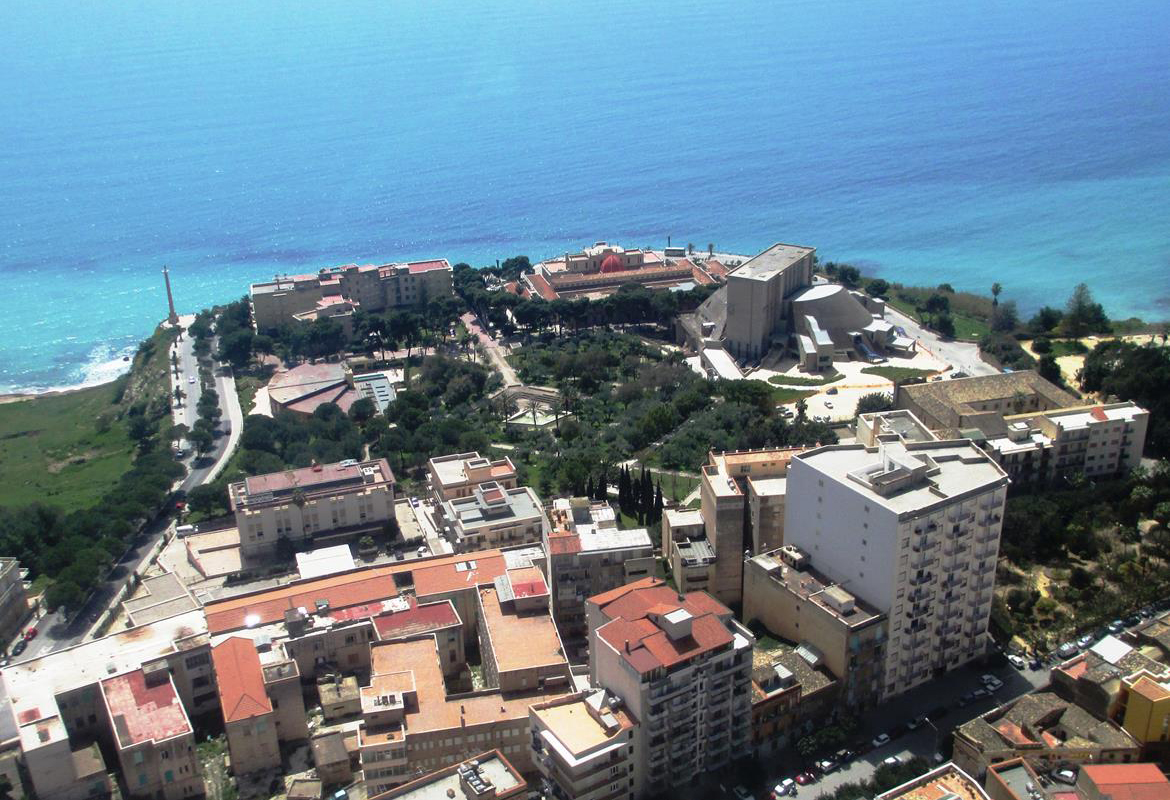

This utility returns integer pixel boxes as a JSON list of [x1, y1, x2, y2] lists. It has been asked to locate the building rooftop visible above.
[[750, 549, 883, 628], [729, 243, 815, 282], [265, 362, 348, 406], [752, 641, 835, 701], [796, 440, 1007, 517], [875, 763, 989, 800], [547, 499, 653, 556], [212, 637, 272, 724], [102, 668, 191, 747], [204, 549, 523, 634], [367, 750, 524, 800], [363, 639, 565, 741], [4, 608, 207, 749], [531, 691, 633, 758], [898, 371, 1080, 433], [858, 410, 939, 446], [675, 538, 716, 566], [1080, 763, 1170, 800], [373, 597, 461, 641], [124, 571, 201, 626], [295, 544, 357, 580], [663, 508, 705, 528], [444, 484, 544, 531], [590, 578, 747, 674], [705, 447, 805, 497], [429, 452, 517, 491], [233, 458, 394, 508], [957, 692, 1139, 755], [478, 586, 567, 676]]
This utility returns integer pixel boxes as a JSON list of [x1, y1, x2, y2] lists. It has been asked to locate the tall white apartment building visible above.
[[586, 578, 754, 796], [784, 439, 1008, 699]]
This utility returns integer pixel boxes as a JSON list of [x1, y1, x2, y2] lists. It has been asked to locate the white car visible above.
[[883, 755, 902, 767], [824, 401, 834, 409], [187, 375, 196, 383], [773, 779, 797, 797], [1008, 654, 1026, 670], [985, 677, 1004, 691], [871, 733, 890, 748]]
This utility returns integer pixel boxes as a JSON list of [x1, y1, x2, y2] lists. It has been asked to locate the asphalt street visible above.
[[17, 329, 240, 661]]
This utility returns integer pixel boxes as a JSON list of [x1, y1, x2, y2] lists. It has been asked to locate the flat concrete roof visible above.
[[796, 440, 1007, 516], [729, 242, 814, 281]]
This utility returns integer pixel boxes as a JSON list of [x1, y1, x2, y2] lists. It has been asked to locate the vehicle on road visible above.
[[972, 688, 989, 700], [871, 733, 890, 748], [835, 749, 854, 764], [1057, 642, 1079, 658], [985, 677, 1003, 691], [794, 773, 816, 786], [1029, 657, 1044, 670], [827, 387, 838, 395], [1077, 634, 1095, 649], [1008, 654, 1026, 670], [1108, 620, 1125, 634], [11, 640, 26, 657], [772, 779, 797, 797], [1125, 614, 1141, 627], [824, 401, 834, 409], [907, 716, 927, 730], [883, 756, 902, 767], [23, 627, 37, 640], [1051, 769, 1077, 786], [957, 692, 974, 707], [731, 786, 753, 800], [815, 759, 838, 774], [188, 375, 196, 383], [410, 497, 420, 508]]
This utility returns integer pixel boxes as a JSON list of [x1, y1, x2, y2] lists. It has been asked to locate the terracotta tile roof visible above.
[[507, 566, 547, 598], [212, 637, 272, 723], [691, 265, 717, 286], [406, 259, 451, 274], [101, 669, 191, 746], [373, 598, 460, 640], [413, 554, 508, 597], [1081, 763, 1170, 800], [590, 578, 736, 673], [547, 531, 582, 556], [705, 259, 729, 277], [206, 551, 510, 634], [1130, 675, 1170, 701], [367, 639, 564, 736], [526, 272, 558, 301]]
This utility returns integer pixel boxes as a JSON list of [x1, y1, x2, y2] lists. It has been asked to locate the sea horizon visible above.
[[3, 0, 1168, 394]]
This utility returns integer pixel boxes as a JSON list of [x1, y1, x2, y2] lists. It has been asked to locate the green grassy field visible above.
[[1048, 339, 1090, 357], [861, 366, 936, 382], [767, 370, 843, 387], [885, 296, 989, 340], [772, 387, 818, 405], [0, 383, 134, 508]]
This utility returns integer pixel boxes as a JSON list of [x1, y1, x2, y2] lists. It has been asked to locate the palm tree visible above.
[[991, 283, 1003, 307]]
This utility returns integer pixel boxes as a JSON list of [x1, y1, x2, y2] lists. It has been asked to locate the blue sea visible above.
[[2, 0, 1168, 393]]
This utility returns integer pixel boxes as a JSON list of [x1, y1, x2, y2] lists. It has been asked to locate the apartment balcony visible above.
[[974, 547, 996, 561], [942, 543, 969, 558], [912, 539, 939, 553], [909, 572, 934, 586]]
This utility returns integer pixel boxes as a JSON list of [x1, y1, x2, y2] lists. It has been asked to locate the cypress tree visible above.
[[585, 475, 594, 501], [653, 483, 664, 525]]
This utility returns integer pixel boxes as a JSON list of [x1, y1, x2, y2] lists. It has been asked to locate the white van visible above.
[[175, 524, 196, 536]]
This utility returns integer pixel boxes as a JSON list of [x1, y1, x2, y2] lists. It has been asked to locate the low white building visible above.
[[441, 483, 548, 553]]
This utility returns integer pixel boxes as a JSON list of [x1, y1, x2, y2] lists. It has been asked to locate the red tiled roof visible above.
[[547, 531, 582, 556], [705, 259, 729, 277], [508, 566, 548, 598], [1081, 764, 1170, 800], [691, 265, 717, 286], [101, 669, 191, 745], [526, 273, 558, 301], [212, 638, 272, 723], [590, 578, 730, 622], [590, 579, 736, 673], [206, 551, 509, 634], [374, 598, 460, 640], [413, 554, 508, 598], [407, 259, 451, 274]]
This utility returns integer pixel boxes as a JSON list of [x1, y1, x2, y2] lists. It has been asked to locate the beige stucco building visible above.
[[440, 484, 548, 553], [250, 259, 453, 332], [428, 451, 518, 503], [529, 690, 636, 800], [722, 243, 815, 360], [743, 546, 887, 710], [229, 458, 396, 560]]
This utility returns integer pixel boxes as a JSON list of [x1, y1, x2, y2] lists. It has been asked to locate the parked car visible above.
[[972, 688, 989, 700], [883, 756, 902, 767], [772, 778, 797, 797], [188, 375, 196, 383], [1125, 614, 1141, 627], [23, 627, 37, 640], [824, 401, 834, 409], [1028, 657, 1044, 670], [826, 387, 838, 395], [794, 773, 816, 786], [1051, 769, 1077, 786], [835, 749, 854, 764], [11, 640, 26, 657], [1077, 634, 1095, 648], [815, 759, 838, 774], [985, 677, 1003, 691], [1057, 641, 1079, 658], [1008, 654, 1026, 670], [871, 733, 890, 748], [907, 716, 927, 731]]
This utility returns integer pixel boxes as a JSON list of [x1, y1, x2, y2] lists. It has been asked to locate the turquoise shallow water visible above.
[[2, 0, 1168, 392]]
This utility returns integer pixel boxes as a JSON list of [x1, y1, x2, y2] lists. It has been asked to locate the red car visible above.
[[23, 627, 37, 640], [794, 773, 816, 786]]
